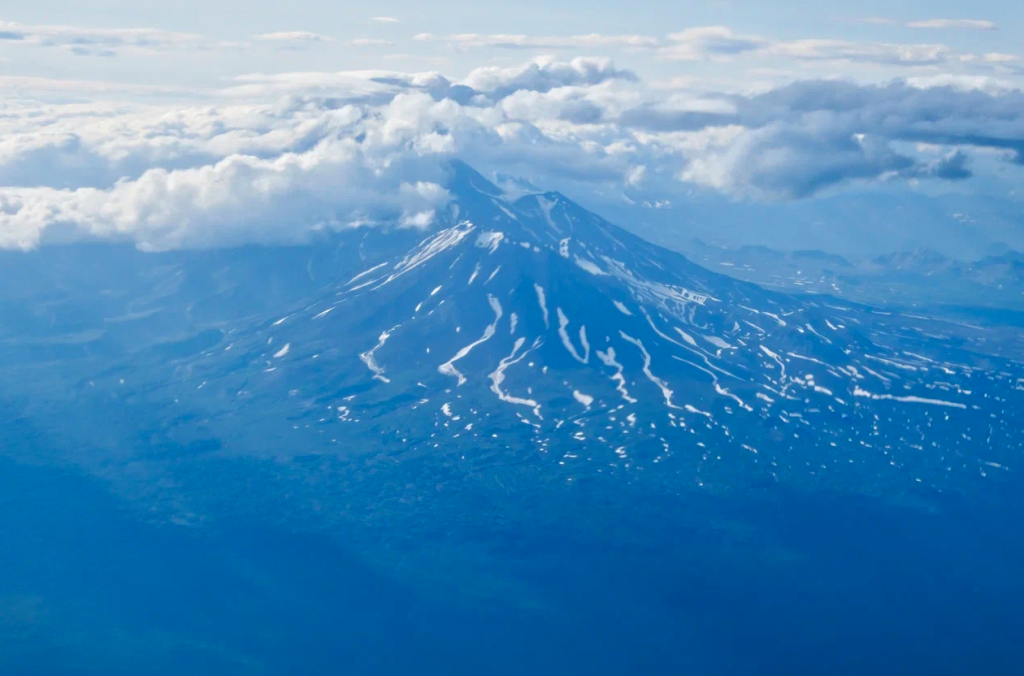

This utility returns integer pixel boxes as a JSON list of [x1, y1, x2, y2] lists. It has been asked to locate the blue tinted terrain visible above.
[[4, 451, 1023, 675], [2, 164, 1023, 674]]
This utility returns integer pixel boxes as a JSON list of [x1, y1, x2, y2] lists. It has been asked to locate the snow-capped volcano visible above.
[[129, 161, 1021, 498]]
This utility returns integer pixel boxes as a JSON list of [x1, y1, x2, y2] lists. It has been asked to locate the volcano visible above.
[[93, 160, 1013, 497]]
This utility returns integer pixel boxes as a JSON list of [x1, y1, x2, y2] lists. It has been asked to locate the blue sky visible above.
[[1, 1, 1022, 250], [4, 0, 1023, 87]]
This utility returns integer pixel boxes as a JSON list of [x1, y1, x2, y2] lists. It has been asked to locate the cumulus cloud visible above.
[[632, 79, 1024, 197], [749, 81, 1024, 161], [218, 56, 637, 104], [0, 57, 645, 249], [2, 56, 1024, 249], [680, 126, 916, 198], [0, 97, 456, 250], [460, 56, 638, 99]]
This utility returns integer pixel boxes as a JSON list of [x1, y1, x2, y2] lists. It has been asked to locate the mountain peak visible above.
[[443, 159, 503, 198]]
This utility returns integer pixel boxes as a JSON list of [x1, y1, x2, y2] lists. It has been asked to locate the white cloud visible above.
[[625, 165, 647, 186], [659, 27, 766, 61], [905, 74, 1016, 95], [345, 38, 395, 47], [657, 26, 1002, 69], [409, 25, 1012, 72], [665, 80, 1024, 198], [0, 19, 207, 57], [254, 31, 332, 43], [217, 70, 407, 99], [906, 19, 997, 30], [766, 39, 953, 66], [0, 59, 646, 249], [2, 56, 1024, 250], [413, 32, 660, 50], [0, 75, 203, 98], [980, 53, 1019, 63], [216, 56, 636, 103], [0, 96, 456, 250], [461, 56, 638, 98], [861, 18, 998, 30], [371, 17, 400, 23]]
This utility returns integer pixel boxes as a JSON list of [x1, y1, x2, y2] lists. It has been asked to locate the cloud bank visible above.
[[2, 56, 1024, 250]]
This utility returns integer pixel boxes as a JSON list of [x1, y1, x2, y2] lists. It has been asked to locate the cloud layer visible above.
[[2, 55, 1024, 250], [657, 25, 1018, 69], [0, 19, 206, 57]]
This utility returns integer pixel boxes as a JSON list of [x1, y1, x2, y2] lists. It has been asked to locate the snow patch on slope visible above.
[[534, 284, 550, 328], [476, 231, 504, 253], [573, 390, 595, 407], [489, 337, 542, 418], [360, 330, 394, 383], [557, 307, 590, 364], [596, 347, 637, 403], [620, 331, 680, 409], [438, 295, 503, 386]]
